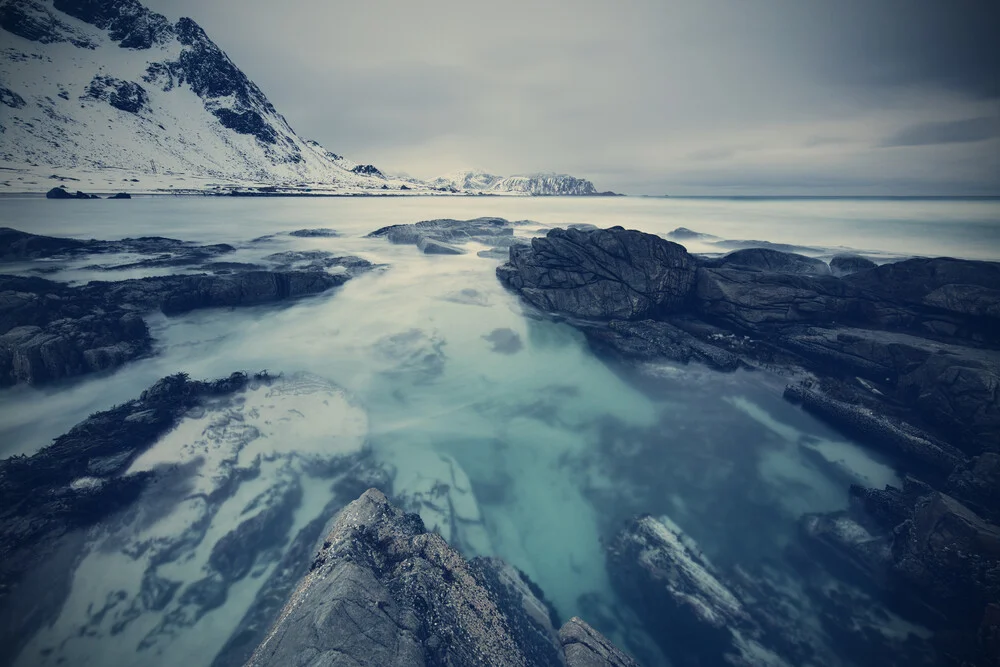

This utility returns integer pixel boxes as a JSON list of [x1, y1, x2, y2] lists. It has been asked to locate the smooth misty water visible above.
[[1, 195, 998, 666]]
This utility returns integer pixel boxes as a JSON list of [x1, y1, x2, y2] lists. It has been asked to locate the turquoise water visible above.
[[0, 195, 997, 665]]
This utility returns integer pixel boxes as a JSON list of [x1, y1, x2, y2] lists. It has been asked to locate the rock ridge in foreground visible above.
[[248, 488, 636, 667]]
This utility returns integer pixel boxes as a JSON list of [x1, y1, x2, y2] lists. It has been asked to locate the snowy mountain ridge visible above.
[[431, 169, 609, 196], [0, 0, 613, 195], [0, 0, 427, 194]]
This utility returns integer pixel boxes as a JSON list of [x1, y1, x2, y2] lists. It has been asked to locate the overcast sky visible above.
[[146, 0, 999, 195]]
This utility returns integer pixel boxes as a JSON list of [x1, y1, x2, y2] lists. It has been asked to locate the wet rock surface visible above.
[[497, 226, 698, 319], [706, 247, 832, 275], [0, 226, 235, 267], [0, 270, 347, 385], [0, 228, 371, 385], [247, 488, 630, 667], [368, 216, 523, 257]]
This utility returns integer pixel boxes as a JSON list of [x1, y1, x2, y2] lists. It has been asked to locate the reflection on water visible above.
[[0, 195, 997, 665]]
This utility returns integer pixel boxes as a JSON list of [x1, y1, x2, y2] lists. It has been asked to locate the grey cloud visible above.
[[141, 0, 1000, 194], [881, 117, 1000, 147]]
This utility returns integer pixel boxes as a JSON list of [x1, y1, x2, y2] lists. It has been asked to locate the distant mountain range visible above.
[[0, 0, 613, 196], [430, 170, 617, 196]]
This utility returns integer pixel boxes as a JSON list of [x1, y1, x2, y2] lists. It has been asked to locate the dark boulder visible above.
[[108, 192, 132, 199], [830, 253, 877, 276], [707, 247, 831, 275], [45, 186, 98, 199], [497, 226, 698, 320]]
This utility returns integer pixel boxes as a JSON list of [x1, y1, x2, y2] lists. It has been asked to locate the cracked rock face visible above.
[[497, 226, 698, 320], [248, 488, 566, 667]]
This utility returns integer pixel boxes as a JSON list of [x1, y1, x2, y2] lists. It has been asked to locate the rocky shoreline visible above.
[[0, 227, 373, 386], [497, 224, 1000, 665]]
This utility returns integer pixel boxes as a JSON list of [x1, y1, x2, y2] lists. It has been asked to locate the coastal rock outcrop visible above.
[[497, 226, 698, 319], [368, 216, 523, 257], [0, 270, 348, 385], [497, 226, 1000, 461], [248, 488, 632, 667]]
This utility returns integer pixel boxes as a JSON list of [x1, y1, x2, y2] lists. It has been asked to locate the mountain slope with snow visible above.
[[0, 0, 428, 193], [431, 169, 610, 196]]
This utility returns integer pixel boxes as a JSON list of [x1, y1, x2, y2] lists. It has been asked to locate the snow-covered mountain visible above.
[[431, 170, 611, 196], [0, 0, 429, 194]]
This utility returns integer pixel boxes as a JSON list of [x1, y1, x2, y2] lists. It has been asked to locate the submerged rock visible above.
[[0, 372, 257, 613], [497, 226, 699, 320], [607, 514, 787, 667], [288, 227, 339, 237], [247, 488, 631, 667]]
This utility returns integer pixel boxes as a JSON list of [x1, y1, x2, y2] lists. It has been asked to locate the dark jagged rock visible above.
[[45, 186, 99, 199], [83, 75, 149, 113], [108, 192, 131, 199], [607, 514, 787, 667], [0, 0, 98, 48], [0, 371, 257, 606], [287, 227, 339, 237], [0, 85, 26, 108], [830, 253, 877, 276], [560, 617, 640, 667], [497, 226, 698, 320], [352, 164, 384, 177], [53, 0, 174, 49], [248, 488, 625, 667], [706, 247, 831, 275]]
